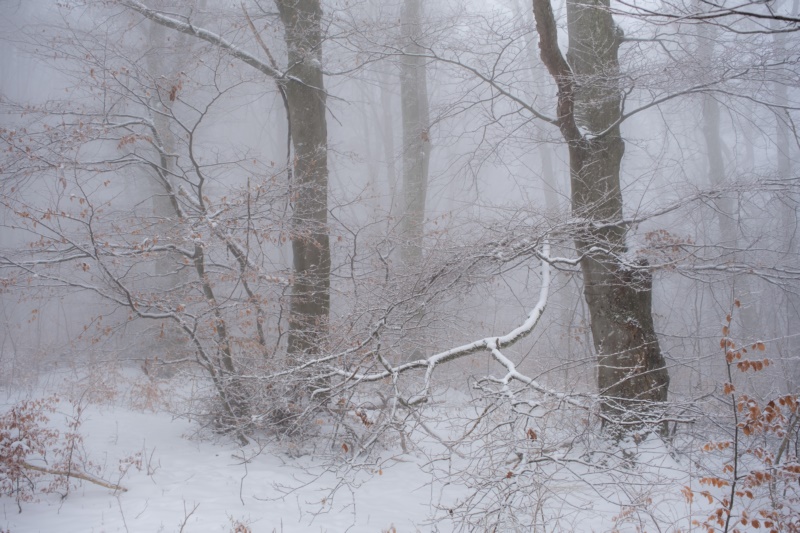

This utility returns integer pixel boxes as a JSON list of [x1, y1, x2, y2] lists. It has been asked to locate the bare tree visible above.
[[121, 0, 331, 360], [399, 0, 431, 268], [533, 0, 669, 433], [0, 7, 298, 439], [272, 0, 331, 359]]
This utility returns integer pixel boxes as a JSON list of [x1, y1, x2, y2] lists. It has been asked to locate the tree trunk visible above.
[[773, 1, 800, 390], [695, 18, 737, 245], [378, 69, 399, 215], [533, 0, 669, 435], [275, 0, 331, 359], [144, 10, 190, 298], [697, 15, 760, 332], [399, 0, 431, 268]]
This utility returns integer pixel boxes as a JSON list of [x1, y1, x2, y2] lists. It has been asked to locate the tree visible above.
[[272, 0, 331, 359], [399, 0, 431, 269], [121, 0, 331, 360], [0, 4, 300, 438], [532, 0, 669, 433]]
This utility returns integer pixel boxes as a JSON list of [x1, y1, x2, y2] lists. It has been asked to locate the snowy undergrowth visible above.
[[0, 370, 456, 532], [0, 370, 756, 532]]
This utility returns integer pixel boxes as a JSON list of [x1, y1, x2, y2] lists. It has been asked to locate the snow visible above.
[[1, 394, 449, 532], [0, 374, 737, 533]]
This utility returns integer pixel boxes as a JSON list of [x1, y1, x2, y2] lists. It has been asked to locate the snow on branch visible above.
[[316, 244, 570, 407], [121, 1, 283, 81]]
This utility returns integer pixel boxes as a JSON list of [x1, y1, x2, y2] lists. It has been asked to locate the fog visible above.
[[1, 0, 799, 530]]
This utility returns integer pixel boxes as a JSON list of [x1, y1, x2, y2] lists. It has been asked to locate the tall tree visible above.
[[773, 0, 800, 389], [122, 0, 331, 359], [399, 0, 431, 268], [533, 0, 670, 434], [273, 0, 331, 358]]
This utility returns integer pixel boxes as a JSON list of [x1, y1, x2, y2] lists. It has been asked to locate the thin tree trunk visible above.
[[697, 15, 760, 333], [142, 0, 208, 282], [773, 0, 800, 390], [378, 69, 399, 215], [399, 0, 430, 268], [533, 0, 669, 436], [696, 19, 739, 253]]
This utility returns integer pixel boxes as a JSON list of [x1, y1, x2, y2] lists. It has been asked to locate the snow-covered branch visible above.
[[315, 243, 554, 406], [120, 1, 284, 81]]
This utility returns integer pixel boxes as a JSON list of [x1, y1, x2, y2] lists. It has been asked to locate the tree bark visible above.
[[274, 0, 331, 359], [399, 0, 431, 268], [533, 0, 669, 435]]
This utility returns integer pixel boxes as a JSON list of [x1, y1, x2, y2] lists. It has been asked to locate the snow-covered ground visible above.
[[0, 371, 767, 533], [1, 379, 458, 532]]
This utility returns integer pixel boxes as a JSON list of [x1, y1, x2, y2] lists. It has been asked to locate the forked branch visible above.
[[314, 244, 561, 406]]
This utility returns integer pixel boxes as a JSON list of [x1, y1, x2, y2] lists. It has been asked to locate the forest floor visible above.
[[0, 368, 735, 532]]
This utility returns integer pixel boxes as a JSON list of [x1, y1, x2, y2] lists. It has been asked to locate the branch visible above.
[[531, 0, 582, 142], [22, 462, 127, 492], [319, 243, 554, 405], [121, 1, 283, 80]]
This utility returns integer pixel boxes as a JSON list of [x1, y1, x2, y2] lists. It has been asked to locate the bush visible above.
[[0, 396, 60, 507], [0, 395, 123, 511]]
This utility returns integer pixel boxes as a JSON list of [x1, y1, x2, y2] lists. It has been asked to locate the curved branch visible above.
[[319, 243, 554, 406]]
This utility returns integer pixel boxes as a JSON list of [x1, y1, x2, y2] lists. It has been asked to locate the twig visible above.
[[178, 501, 200, 533], [117, 494, 130, 533]]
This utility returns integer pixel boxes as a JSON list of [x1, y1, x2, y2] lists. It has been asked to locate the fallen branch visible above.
[[22, 462, 127, 492]]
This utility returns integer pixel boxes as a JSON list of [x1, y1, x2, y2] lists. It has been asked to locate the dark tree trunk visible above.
[[275, 0, 331, 359], [533, 0, 669, 435]]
